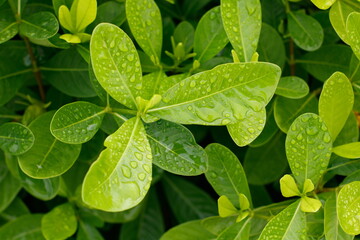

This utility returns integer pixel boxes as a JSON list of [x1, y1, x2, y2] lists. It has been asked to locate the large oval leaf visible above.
[[82, 117, 152, 212], [221, 0, 261, 62], [126, 0, 162, 61], [286, 113, 332, 186], [145, 120, 207, 176], [148, 62, 281, 125], [0, 122, 34, 155], [51, 101, 105, 144], [337, 181, 360, 235], [18, 112, 82, 179], [205, 143, 251, 208], [0, 214, 45, 239], [347, 12, 360, 61], [90, 23, 142, 110], [19, 11, 59, 40]]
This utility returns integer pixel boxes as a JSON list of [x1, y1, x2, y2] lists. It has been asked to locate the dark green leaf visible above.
[[0, 122, 34, 155], [0, 22, 18, 44], [0, 198, 29, 222], [19, 12, 59, 40], [160, 220, 216, 240], [217, 219, 251, 240], [0, 214, 45, 239]]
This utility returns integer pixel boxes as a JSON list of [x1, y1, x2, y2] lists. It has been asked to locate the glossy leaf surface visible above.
[[19, 12, 59, 40], [275, 76, 309, 99], [347, 12, 360, 61], [0, 214, 45, 239], [333, 142, 360, 159], [160, 220, 215, 240], [0, 22, 18, 44], [217, 219, 251, 240], [311, 0, 336, 10], [0, 122, 34, 155], [70, 0, 97, 32]]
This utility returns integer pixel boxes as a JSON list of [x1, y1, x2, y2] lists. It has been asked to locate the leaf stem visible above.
[[110, 112, 128, 122], [0, 114, 22, 120], [17, 0, 21, 18], [289, 38, 296, 76]]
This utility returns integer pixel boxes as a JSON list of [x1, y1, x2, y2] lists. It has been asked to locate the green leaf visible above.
[[319, 72, 354, 140], [216, 219, 251, 240], [0, 197, 29, 221], [0, 22, 18, 44], [0, 214, 45, 239], [337, 181, 360, 235], [220, 0, 262, 62], [227, 107, 266, 146], [286, 113, 332, 186], [274, 94, 318, 133], [205, 143, 251, 208], [257, 23, 286, 69], [82, 117, 152, 212], [126, 0, 162, 62], [302, 179, 315, 194], [19, 12, 59, 40], [311, 0, 336, 9], [347, 12, 360, 61], [148, 62, 281, 125], [218, 195, 238, 217], [160, 220, 216, 240], [162, 174, 217, 223], [0, 122, 34, 155], [90, 23, 142, 109], [324, 192, 354, 240], [0, 156, 21, 212], [333, 142, 360, 159], [258, 201, 306, 240], [298, 44, 353, 81], [173, 21, 194, 54], [201, 216, 237, 235], [69, 0, 97, 32], [91, 1, 126, 28], [41, 203, 78, 240], [333, 110, 358, 147], [280, 174, 301, 198], [18, 112, 82, 179], [288, 11, 324, 51], [194, 6, 228, 63], [76, 221, 104, 240], [275, 76, 309, 99], [145, 120, 207, 176], [51, 101, 105, 144], [59, 5, 74, 32], [300, 196, 322, 213], [140, 71, 168, 100]]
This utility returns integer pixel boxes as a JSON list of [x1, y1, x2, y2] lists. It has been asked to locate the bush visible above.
[[0, 0, 360, 239]]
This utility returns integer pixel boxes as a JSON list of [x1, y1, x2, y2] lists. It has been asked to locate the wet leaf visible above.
[[346, 12, 360, 61], [275, 76, 309, 99], [19, 11, 59, 40], [0, 22, 18, 44], [0, 122, 34, 155]]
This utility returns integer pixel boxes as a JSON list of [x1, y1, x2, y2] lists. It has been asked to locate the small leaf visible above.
[[239, 194, 250, 210], [333, 142, 360, 159], [59, 33, 81, 43], [41, 203, 78, 240], [311, 0, 336, 10], [173, 21, 194, 54], [58, 5, 74, 32], [82, 117, 152, 212], [286, 113, 332, 186], [319, 72, 354, 140], [302, 179, 315, 194], [126, 0, 162, 61], [0, 214, 45, 239], [218, 195, 238, 217], [337, 181, 360, 235], [19, 12, 59, 40], [275, 76, 309, 99], [221, 0, 262, 62], [347, 12, 360, 61], [0, 22, 18, 44], [288, 11, 324, 51], [70, 0, 97, 32], [0, 122, 34, 155], [300, 196, 322, 213], [280, 174, 301, 198], [51, 101, 105, 144]]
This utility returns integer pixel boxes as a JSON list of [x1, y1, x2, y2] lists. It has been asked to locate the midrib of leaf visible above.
[[13, 227, 41, 240], [37, 138, 57, 172], [197, 25, 225, 63], [75, 1, 92, 31], [289, 12, 315, 42], [152, 71, 163, 95], [220, 155, 241, 198], [295, 59, 348, 68], [235, 218, 251, 238], [0, 22, 17, 34], [338, 2, 346, 35], [21, 19, 52, 33], [281, 202, 301, 239], [0, 68, 32, 80], [148, 71, 273, 112], [236, 1, 247, 61], [348, 195, 360, 211], [40, 67, 87, 71], [343, 0, 360, 11]]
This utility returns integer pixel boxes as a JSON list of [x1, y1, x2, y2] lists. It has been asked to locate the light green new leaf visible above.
[[0, 22, 18, 44], [324, 192, 354, 240], [194, 6, 228, 63], [216, 219, 251, 240], [18, 112, 82, 179], [205, 143, 251, 208], [51, 101, 105, 144], [275, 76, 309, 99], [280, 174, 301, 198], [160, 220, 216, 240], [311, 0, 336, 10], [333, 142, 360, 159], [288, 11, 324, 51], [347, 12, 360, 61], [286, 113, 332, 186], [227, 107, 266, 146], [220, 0, 261, 62], [337, 181, 360, 235], [126, 0, 162, 61], [42, 203, 78, 240], [319, 72, 354, 140], [0, 214, 45, 239], [90, 23, 142, 110], [59, 5, 74, 32], [70, 0, 97, 32], [218, 195, 238, 217], [0, 122, 34, 155], [0, 156, 21, 212], [300, 196, 322, 213], [258, 201, 306, 240], [82, 117, 152, 212], [148, 62, 280, 125], [145, 120, 207, 176], [19, 12, 59, 40]]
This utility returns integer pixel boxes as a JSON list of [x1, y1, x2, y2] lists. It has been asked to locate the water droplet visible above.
[[121, 165, 131, 178], [138, 173, 146, 181], [130, 161, 138, 168], [143, 164, 151, 173], [306, 126, 318, 136], [109, 40, 115, 48], [127, 54, 134, 61], [190, 81, 196, 88], [323, 134, 331, 143], [222, 119, 231, 125], [187, 106, 193, 111]]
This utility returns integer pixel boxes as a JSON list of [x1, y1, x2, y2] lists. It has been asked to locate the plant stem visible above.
[[289, 39, 296, 76], [23, 37, 45, 102]]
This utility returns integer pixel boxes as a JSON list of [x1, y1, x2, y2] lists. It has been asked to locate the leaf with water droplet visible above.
[[19, 11, 59, 40], [41, 203, 77, 240], [220, 0, 261, 62], [275, 76, 309, 99], [145, 120, 207, 176], [141, 70, 168, 100], [17, 112, 81, 179], [0, 122, 34, 155], [337, 181, 360, 235], [311, 0, 336, 10], [333, 142, 360, 159], [0, 22, 18, 44], [126, 0, 162, 61], [205, 143, 251, 208], [286, 113, 332, 187], [51, 101, 105, 144], [194, 6, 228, 63], [346, 12, 360, 61], [319, 72, 354, 140], [149, 62, 280, 126], [91, 23, 142, 109], [82, 117, 152, 211]]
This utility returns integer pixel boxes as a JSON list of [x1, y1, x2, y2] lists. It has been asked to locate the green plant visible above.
[[0, 0, 360, 239]]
